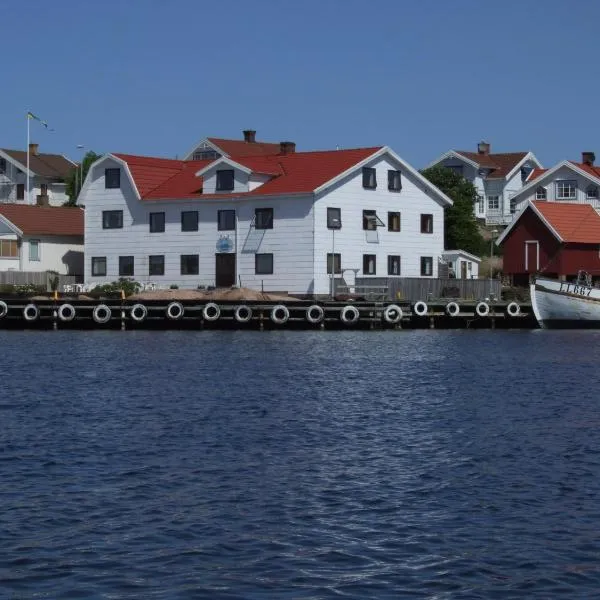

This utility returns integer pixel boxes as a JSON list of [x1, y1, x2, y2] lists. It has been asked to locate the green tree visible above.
[[64, 150, 101, 205], [421, 165, 486, 256]]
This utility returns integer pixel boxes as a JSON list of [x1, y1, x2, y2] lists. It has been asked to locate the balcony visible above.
[[485, 212, 514, 226]]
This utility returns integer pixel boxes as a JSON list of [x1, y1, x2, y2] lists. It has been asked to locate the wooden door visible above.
[[460, 261, 468, 279], [215, 253, 236, 288], [525, 241, 539, 272]]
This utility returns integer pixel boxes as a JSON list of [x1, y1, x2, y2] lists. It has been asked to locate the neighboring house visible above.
[[79, 134, 453, 295], [441, 250, 480, 279], [0, 204, 84, 275], [0, 143, 74, 206], [183, 129, 282, 160], [496, 201, 600, 286], [426, 141, 541, 226]]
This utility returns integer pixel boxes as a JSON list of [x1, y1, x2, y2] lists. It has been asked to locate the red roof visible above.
[[0, 204, 83, 236], [526, 167, 547, 183], [455, 151, 528, 178], [533, 201, 600, 243], [208, 137, 282, 158]]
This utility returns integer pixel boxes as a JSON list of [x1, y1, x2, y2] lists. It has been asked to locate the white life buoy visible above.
[[58, 303, 76, 322], [383, 304, 403, 324], [93, 304, 112, 324], [507, 302, 520, 317], [306, 304, 324, 324], [476, 301, 490, 317], [446, 302, 460, 317], [23, 303, 39, 321], [341, 305, 360, 325], [130, 303, 148, 322], [271, 304, 289, 325], [203, 302, 220, 322], [413, 301, 428, 317], [166, 301, 184, 320], [0, 300, 8, 319], [234, 305, 253, 323]]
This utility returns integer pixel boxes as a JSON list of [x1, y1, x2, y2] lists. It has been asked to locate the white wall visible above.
[[20, 235, 83, 274], [201, 164, 249, 194]]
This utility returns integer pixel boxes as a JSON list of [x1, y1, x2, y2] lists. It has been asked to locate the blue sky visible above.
[[3, 0, 598, 168]]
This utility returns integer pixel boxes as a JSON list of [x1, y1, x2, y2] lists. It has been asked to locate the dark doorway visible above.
[[216, 253, 235, 287]]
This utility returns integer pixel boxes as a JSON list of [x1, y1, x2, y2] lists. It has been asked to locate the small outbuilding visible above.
[[441, 250, 481, 278]]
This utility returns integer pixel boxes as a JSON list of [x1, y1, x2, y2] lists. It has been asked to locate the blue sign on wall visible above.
[[216, 236, 234, 252]]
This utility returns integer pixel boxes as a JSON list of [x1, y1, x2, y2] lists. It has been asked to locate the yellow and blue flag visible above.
[[27, 111, 51, 129]]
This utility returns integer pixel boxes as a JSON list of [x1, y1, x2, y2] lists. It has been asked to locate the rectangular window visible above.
[[218, 209, 236, 231], [388, 255, 401, 275], [556, 180, 576, 200], [510, 197, 517, 214], [149, 255, 165, 276], [363, 209, 377, 230], [487, 195, 500, 210], [255, 208, 273, 229], [16, 184, 24, 200], [29, 239, 40, 261], [420, 213, 433, 233], [535, 186, 547, 200], [327, 207, 342, 229], [216, 169, 235, 191], [181, 210, 199, 232], [180, 254, 199, 275], [420, 256, 433, 276], [105, 168, 121, 189], [478, 195, 484, 212], [119, 256, 134, 276], [587, 186, 598, 200], [388, 170, 402, 191], [0, 239, 18, 258], [91, 256, 107, 276], [388, 211, 401, 232], [363, 254, 376, 275], [362, 167, 377, 189], [102, 210, 123, 229], [255, 253, 273, 274], [327, 253, 341, 274], [149, 212, 165, 233]]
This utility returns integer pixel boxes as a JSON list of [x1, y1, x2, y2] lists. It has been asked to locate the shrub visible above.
[[170, 284, 179, 290], [88, 278, 141, 298]]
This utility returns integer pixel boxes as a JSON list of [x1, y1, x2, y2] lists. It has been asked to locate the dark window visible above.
[[192, 150, 220, 160], [119, 255, 134, 277], [102, 210, 123, 229], [327, 253, 341, 274], [362, 167, 377, 189], [149, 255, 165, 276], [0, 158, 6, 173], [255, 208, 273, 229], [388, 211, 401, 232], [216, 169, 234, 191], [40, 183, 48, 195], [388, 255, 401, 275], [91, 257, 107, 276], [180, 254, 199, 275], [388, 170, 402, 191], [105, 168, 121, 189], [421, 256, 433, 276], [181, 211, 199, 232], [218, 209, 236, 231], [421, 213, 433, 234], [327, 207, 342, 229], [16, 184, 24, 200], [255, 253, 273, 274], [363, 209, 377, 230], [149, 212, 165, 233], [363, 254, 376, 275]]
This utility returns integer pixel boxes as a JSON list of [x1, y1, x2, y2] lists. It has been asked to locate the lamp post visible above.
[[76, 145, 85, 200], [330, 217, 341, 299]]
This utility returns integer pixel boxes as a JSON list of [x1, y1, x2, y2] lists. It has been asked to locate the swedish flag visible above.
[[27, 111, 49, 128]]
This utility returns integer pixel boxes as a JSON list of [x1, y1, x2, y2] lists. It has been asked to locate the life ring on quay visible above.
[[507, 302, 520, 317], [0, 300, 8, 319], [203, 302, 220, 322], [413, 301, 428, 317], [58, 303, 76, 322], [130, 303, 148, 322], [23, 303, 39, 321], [340, 305, 360, 325], [306, 304, 324, 324], [166, 301, 184, 320], [383, 304, 403, 324], [476, 301, 490, 317], [234, 305, 253, 323], [271, 304, 289, 325], [446, 302, 460, 317], [93, 304, 112, 324]]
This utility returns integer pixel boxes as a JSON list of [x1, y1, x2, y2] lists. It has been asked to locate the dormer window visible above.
[[362, 167, 377, 189], [535, 186, 547, 200], [216, 169, 234, 191], [586, 185, 599, 200], [556, 180, 576, 200], [105, 168, 120, 189]]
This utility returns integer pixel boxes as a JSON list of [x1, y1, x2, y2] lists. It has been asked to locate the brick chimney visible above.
[[243, 130, 256, 143], [477, 141, 490, 155], [582, 151, 595, 166], [29, 143, 39, 156], [279, 141, 296, 155]]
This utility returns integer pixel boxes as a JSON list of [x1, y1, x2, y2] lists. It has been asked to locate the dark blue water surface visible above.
[[2, 330, 600, 599]]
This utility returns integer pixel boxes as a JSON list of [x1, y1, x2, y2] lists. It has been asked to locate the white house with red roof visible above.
[[426, 141, 541, 226], [79, 132, 453, 295]]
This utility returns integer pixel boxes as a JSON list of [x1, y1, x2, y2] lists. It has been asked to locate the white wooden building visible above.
[[79, 133, 453, 296], [441, 250, 481, 279]]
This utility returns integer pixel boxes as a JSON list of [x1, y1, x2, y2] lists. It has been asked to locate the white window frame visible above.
[[29, 239, 40, 262], [556, 180, 576, 200], [535, 186, 547, 200], [524, 240, 540, 271], [487, 195, 500, 210], [477, 195, 484, 213], [586, 185, 598, 200]]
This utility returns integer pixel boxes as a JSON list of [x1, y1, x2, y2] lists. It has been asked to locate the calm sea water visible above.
[[1, 329, 600, 599]]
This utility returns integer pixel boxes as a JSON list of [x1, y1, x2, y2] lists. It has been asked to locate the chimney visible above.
[[477, 141, 490, 155], [243, 130, 256, 143], [279, 141, 296, 155], [582, 151, 595, 166], [29, 143, 39, 156]]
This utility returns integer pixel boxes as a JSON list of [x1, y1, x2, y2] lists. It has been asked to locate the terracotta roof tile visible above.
[[0, 204, 83, 236], [1, 149, 74, 180], [455, 151, 528, 178], [533, 201, 600, 243], [527, 168, 547, 183]]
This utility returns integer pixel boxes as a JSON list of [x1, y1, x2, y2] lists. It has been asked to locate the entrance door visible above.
[[460, 261, 468, 279], [525, 241, 539, 272], [215, 253, 236, 287]]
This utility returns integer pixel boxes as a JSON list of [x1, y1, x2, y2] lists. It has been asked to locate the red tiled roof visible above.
[[455, 151, 528, 178], [569, 161, 600, 179], [533, 201, 600, 244], [527, 168, 547, 183], [207, 137, 282, 157], [0, 204, 83, 236]]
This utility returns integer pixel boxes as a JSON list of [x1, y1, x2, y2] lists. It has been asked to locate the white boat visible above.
[[530, 271, 600, 328]]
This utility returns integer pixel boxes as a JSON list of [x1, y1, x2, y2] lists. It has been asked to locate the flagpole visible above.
[[26, 113, 30, 205]]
